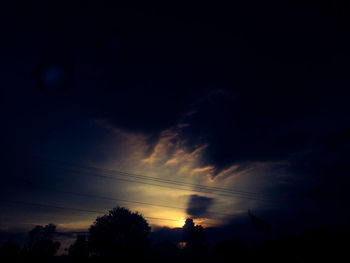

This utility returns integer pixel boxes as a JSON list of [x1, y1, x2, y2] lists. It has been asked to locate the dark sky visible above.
[[1, 0, 350, 249]]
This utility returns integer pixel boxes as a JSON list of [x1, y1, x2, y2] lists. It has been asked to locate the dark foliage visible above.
[[211, 240, 251, 263], [182, 218, 209, 262], [68, 235, 88, 259], [88, 207, 151, 259], [0, 238, 20, 258], [151, 240, 181, 263], [252, 228, 350, 263], [22, 224, 60, 258], [1, 214, 350, 263], [182, 218, 195, 242]]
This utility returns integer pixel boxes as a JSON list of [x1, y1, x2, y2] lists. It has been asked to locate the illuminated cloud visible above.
[[91, 119, 289, 228]]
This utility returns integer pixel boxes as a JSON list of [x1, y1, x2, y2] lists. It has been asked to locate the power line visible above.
[[0, 199, 105, 214], [70, 168, 270, 201], [59, 160, 267, 197], [33, 156, 270, 198], [0, 199, 217, 225], [0, 155, 280, 226], [32, 156, 277, 202], [0, 179, 237, 218], [37, 165, 275, 202]]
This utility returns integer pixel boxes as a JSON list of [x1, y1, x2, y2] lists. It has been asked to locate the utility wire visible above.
[[0, 179, 233, 217], [33, 156, 271, 198], [31, 166, 276, 202], [0, 199, 218, 226], [32, 156, 277, 202]]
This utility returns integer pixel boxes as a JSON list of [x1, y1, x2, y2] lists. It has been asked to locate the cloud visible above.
[[92, 119, 291, 223], [2, 3, 350, 242], [186, 194, 214, 218]]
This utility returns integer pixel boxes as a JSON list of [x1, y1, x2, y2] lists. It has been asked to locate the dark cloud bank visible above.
[[186, 195, 214, 219]]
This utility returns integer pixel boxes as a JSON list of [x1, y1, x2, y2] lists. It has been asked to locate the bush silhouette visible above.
[[182, 218, 208, 262], [0, 238, 20, 258], [23, 224, 60, 258], [88, 206, 151, 259], [182, 218, 195, 242], [152, 240, 181, 263], [68, 234, 89, 259], [211, 240, 250, 263]]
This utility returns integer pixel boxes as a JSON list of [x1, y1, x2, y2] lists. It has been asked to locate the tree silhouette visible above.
[[68, 234, 89, 259], [182, 218, 195, 241], [88, 206, 151, 259], [0, 238, 20, 258], [182, 218, 208, 262], [23, 223, 60, 257]]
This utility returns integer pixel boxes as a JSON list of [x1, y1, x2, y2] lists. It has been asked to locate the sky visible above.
[[1, 0, 350, 249]]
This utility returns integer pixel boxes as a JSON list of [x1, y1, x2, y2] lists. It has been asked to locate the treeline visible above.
[[1, 206, 349, 263]]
